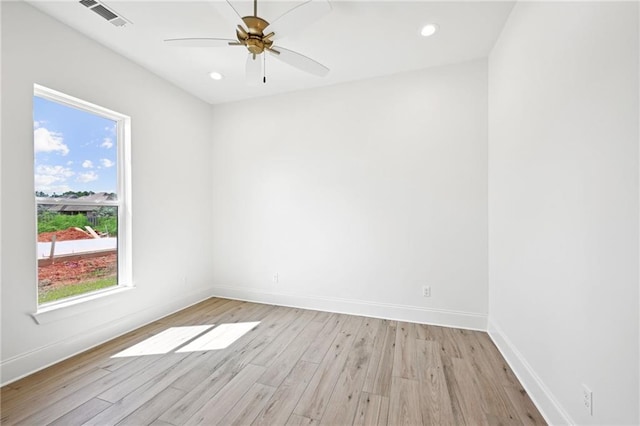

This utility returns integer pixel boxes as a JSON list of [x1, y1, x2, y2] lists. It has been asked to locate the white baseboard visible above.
[[487, 319, 573, 425], [209, 285, 487, 331], [0, 288, 212, 387]]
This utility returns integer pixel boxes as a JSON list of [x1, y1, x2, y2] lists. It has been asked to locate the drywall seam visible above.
[[488, 319, 573, 425], [0, 288, 212, 386], [210, 285, 487, 331]]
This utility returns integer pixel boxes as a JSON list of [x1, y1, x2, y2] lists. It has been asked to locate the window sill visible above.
[[31, 286, 135, 325]]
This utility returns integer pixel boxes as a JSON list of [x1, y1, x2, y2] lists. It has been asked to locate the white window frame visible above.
[[33, 84, 132, 314]]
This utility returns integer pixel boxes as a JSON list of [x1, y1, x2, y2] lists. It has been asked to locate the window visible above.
[[34, 85, 131, 306]]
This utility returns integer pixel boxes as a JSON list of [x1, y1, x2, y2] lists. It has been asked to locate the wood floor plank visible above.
[[365, 321, 397, 397], [253, 360, 318, 426], [503, 385, 547, 425], [310, 309, 333, 325], [454, 329, 523, 424], [149, 419, 176, 426], [251, 308, 317, 367], [97, 353, 188, 403], [156, 361, 238, 424], [361, 319, 391, 393], [0, 367, 112, 425], [414, 322, 432, 340], [320, 317, 382, 425], [117, 386, 186, 426], [286, 414, 318, 425], [0, 298, 546, 426], [416, 339, 455, 425], [378, 392, 390, 425], [47, 398, 112, 426], [388, 376, 422, 425], [474, 332, 522, 387], [300, 313, 344, 363], [294, 314, 364, 420], [451, 357, 490, 426], [156, 298, 235, 326], [353, 392, 389, 426], [85, 352, 209, 425], [258, 319, 324, 387], [218, 383, 276, 426], [392, 322, 418, 380], [183, 364, 266, 425], [14, 353, 174, 425], [222, 307, 315, 373], [438, 328, 467, 424]]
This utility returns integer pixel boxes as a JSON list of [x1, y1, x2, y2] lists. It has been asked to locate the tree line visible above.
[[35, 191, 115, 198]]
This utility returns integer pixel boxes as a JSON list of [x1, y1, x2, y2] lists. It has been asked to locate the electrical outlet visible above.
[[582, 384, 593, 416], [272, 273, 279, 283], [422, 286, 431, 297]]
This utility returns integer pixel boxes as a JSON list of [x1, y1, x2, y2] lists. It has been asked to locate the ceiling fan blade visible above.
[[246, 53, 263, 86], [164, 37, 238, 47], [208, 0, 246, 29], [266, 0, 331, 39], [268, 46, 329, 77]]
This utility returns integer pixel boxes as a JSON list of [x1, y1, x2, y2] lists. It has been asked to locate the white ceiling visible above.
[[27, 0, 514, 105]]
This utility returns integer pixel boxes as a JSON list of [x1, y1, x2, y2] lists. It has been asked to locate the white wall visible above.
[[210, 60, 488, 329], [0, 2, 213, 385], [488, 2, 639, 425]]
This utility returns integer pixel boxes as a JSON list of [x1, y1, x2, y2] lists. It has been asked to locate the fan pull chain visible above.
[[263, 53, 267, 84]]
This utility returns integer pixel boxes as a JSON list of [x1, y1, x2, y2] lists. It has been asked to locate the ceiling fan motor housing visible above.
[[237, 16, 273, 55]]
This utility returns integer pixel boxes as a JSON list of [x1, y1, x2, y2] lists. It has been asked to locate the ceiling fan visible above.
[[165, 0, 331, 84]]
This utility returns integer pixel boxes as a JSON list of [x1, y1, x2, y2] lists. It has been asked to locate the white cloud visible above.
[[67, 161, 74, 165], [34, 165, 74, 192], [34, 127, 69, 155], [101, 138, 114, 149], [100, 158, 115, 168], [77, 171, 99, 183], [36, 164, 75, 178], [35, 174, 62, 187], [82, 160, 94, 168]]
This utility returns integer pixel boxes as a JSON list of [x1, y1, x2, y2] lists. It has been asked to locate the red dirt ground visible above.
[[38, 254, 117, 288], [37, 228, 116, 288], [38, 228, 93, 242]]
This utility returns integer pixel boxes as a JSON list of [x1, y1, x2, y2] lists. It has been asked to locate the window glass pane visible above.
[[37, 206, 118, 304], [34, 94, 121, 304], [34, 96, 117, 197]]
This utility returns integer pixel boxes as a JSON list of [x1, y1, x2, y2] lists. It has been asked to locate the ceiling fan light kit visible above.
[[165, 0, 331, 84]]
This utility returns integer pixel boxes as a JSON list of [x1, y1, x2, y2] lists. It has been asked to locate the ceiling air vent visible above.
[[79, 0, 131, 27], [90, 5, 118, 21]]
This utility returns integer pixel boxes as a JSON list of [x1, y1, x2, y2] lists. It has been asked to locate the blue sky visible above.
[[33, 96, 117, 195]]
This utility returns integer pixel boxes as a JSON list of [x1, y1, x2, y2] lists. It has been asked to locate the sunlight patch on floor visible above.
[[111, 325, 214, 357], [176, 321, 260, 352]]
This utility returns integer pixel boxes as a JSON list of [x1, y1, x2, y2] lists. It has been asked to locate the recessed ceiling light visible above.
[[209, 71, 223, 80], [421, 24, 439, 37]]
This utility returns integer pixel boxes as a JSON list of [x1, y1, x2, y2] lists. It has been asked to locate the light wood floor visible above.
[[1, 298, 546, 425]]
